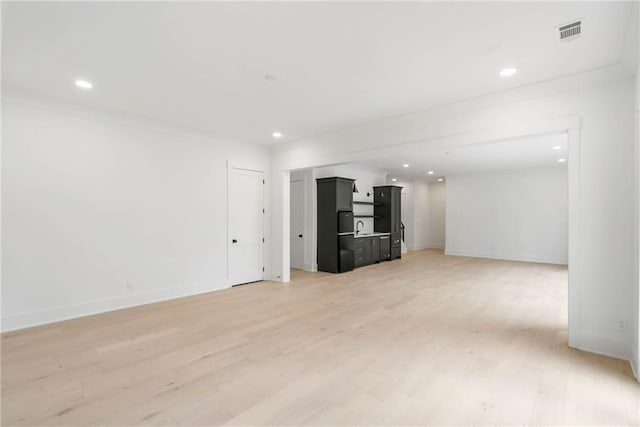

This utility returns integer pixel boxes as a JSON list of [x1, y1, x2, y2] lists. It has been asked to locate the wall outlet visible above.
[[617, 319, 628, 331], [126, 281, 134, 290]]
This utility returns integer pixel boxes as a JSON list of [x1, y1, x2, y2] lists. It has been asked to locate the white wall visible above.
[[270, 65, 636, 362], [412, 180, 430, 250], [427, 182, 446, 249], [384, 178, 414, 249], [2, 91, 270, 331], [400, 182, 414, 252], [620, 1, 638, 380], [633, 52, 640, 379], [446, 166, 568, 265], [382, 178, 445, 251]]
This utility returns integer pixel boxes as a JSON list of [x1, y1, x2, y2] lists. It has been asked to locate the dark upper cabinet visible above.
[[317, 177, 355, 273], [391, 189, 401, 234], [374, 186, 402, 259], [336, 179, 354, 212], [317, 177, 354, 216]]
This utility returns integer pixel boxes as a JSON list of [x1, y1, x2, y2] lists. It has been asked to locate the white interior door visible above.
[[290, 179, 305, 270], [229, 168, 264, 285]]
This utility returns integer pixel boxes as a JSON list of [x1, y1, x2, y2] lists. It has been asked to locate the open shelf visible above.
[[354, 201, 382, 206]]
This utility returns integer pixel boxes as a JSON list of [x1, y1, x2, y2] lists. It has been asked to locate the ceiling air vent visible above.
[[558, 20, 582, 41]]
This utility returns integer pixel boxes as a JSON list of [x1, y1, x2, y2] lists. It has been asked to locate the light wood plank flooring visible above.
[[2, 249, 638, 425]]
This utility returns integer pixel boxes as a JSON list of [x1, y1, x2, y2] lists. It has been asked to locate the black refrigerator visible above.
[[337, 211, 355, 272]]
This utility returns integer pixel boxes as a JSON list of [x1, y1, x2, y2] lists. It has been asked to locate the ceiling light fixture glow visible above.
[[552, 145, 562, 150], [403, 164, 410, 168], [272, 132, 282, 138], [558, 158, 567, 163], [499, 67, 518, 77], [427, 171, 434, 175], [75, 79, 93, 89], [437, 178, 444, 182], [391, 178, 397, 182]]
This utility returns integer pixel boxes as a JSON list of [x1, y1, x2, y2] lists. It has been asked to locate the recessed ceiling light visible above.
[[499, 67, 518, 77], [427, 171, 434, 175], [558, 158, 567, 163], [552, 145, 562, 150], [403, 164, 410, 168], [391, 178, 397, 182], [272, 132, 282, 138], [75, 79, 93, 89], [437, 178, 444, 182]]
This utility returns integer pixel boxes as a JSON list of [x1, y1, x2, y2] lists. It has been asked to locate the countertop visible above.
[[354, 232, 391, 239]]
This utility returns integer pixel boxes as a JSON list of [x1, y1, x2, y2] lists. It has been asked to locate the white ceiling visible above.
[[358, 132, 569, 181], [2, 2, 635, 144]]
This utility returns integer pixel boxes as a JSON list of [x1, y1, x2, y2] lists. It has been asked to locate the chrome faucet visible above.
[[356, 220, 365, 235]]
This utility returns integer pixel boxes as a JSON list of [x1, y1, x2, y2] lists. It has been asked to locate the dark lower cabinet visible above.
[[379, 236, 391, 261], [354, 236, 380, 268], [354, 241, 365, 267], [391, 246, 401, 260], [339, 235, 355, 272]]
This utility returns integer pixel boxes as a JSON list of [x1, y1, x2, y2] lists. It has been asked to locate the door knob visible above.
[[298, 234, 303, 238], [232, 239, 238, 243]]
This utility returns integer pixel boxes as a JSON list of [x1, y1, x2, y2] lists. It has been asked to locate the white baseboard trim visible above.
[[303, 262, 318, 272], [269, 273, 285, 282], [1, 278, 229, 333], [444, 249, 568, 265], [409, 243, 445, 251], [630, 344, 639, 382], [569, 330, 631, 362]]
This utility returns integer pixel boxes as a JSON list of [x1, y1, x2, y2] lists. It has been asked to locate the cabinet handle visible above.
[[298, 234, 303, 238], [232, 239, 238, 244]]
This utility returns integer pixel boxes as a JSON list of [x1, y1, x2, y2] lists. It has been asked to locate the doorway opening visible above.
[[280, 119, 578, 346], [285, 132, 569, 277], [288, 169, 317, 278]]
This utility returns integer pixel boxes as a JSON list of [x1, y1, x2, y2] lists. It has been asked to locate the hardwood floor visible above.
[[2, 249, 638, 425]]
